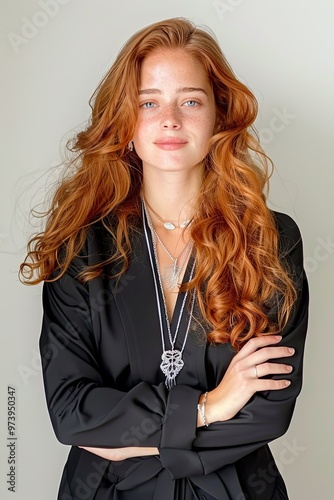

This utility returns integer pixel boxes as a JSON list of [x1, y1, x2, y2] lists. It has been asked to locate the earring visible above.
[[128, 141, 134, 152]]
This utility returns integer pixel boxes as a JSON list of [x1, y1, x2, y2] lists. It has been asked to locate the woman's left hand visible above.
[[78, 446, 159, 461]]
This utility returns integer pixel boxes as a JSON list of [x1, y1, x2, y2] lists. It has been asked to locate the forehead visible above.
[[139, 49, 210, 86]]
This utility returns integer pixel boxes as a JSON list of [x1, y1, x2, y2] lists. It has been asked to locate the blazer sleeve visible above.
[[40, 252, 202, 449], [159, 212, 309, 478]]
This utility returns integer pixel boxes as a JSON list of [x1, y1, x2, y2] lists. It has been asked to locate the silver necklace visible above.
[[143, 196, 191, 230], [142, 198, 193, 290], [142, 200, 196, 389], [152, 227, 193, 290]]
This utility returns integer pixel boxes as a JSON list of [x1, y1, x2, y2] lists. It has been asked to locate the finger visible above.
[[255, 362, 293, 378], [250, 346, 295, 367], [237, 335, 282, 359], [256, 378, 291, 391]]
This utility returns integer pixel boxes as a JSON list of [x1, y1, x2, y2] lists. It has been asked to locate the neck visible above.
[[142, 165, 202, 222]]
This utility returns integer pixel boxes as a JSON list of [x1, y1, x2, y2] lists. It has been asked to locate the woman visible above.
[[21, 18, 308, 500]]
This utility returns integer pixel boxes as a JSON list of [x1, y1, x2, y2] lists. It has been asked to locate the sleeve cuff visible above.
[[159, 385, 203, 478], [159, 448, 204, 479], [160, 384, 201, 449]]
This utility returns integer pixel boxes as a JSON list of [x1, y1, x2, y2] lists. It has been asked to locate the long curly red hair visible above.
[[20, 18, 296, 348]]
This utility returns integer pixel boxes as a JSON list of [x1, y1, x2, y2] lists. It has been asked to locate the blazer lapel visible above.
[[113, 231, 165, 384]]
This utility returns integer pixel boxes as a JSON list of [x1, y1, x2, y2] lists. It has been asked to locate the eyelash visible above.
[[140, 102, 156, 109], [139, 100, 200, 109], [183, 100, 199, 107]]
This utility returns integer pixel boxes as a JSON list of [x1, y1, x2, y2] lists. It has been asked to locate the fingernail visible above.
[[288, 348, 295, 354], [274, 335, 282, 340], [284, 381, 291, 386], [287, 365, 293, 372]]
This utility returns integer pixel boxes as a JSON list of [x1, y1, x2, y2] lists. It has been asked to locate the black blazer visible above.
[[40, 211, 308, 500]]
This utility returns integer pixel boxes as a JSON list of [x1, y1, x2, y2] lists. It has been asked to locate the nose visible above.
[[161, 104, 181, 129]]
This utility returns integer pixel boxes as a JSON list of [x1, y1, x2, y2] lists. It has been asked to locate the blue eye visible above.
[[141, 102, 156, 108], [184, 100, 198, 107]]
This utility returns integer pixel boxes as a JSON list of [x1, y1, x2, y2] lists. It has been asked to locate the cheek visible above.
[[133, 117, 153, 143], [197, 118, 216, 145], [132, 125, 153, 161], [194, 110, 216, 133], [207, 111, 217, 134]]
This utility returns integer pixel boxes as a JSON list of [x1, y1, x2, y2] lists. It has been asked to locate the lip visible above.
[[154, 137, 188, 150]]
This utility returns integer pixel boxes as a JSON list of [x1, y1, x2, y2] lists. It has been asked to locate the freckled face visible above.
[[132, 49, 217, 175]]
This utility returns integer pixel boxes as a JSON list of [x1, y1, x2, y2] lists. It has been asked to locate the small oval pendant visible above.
[[180, 220, 190, 228], [164, 222, 176, 230]]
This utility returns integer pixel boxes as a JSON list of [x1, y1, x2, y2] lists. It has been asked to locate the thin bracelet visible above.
[[197, 391, 210, 427]]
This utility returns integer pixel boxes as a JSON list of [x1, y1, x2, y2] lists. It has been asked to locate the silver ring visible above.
[[254, 365, 258, 378]]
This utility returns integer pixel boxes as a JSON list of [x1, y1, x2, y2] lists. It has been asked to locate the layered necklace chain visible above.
[[142, 197, 193, 290], [142, 199, 196, 389], [152, 228, 193, 290], [143, 196, 192, 230]]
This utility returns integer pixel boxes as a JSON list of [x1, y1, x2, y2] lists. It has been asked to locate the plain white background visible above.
[[1, 0, 333, 498]]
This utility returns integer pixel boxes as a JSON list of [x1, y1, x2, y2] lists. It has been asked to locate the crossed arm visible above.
[[40, 213, 308, 477], [78, 334, 295, 461]]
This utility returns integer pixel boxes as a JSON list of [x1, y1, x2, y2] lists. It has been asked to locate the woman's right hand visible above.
[[201, 335, 295, 425]]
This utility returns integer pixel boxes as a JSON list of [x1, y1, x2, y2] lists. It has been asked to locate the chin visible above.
[[142, 157, 203, 173], [155, 163, 200, 173]]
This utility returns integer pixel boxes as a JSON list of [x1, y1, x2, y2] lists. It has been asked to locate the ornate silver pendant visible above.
[[160, 349, 184, 389], [162, 265, 180, 289]]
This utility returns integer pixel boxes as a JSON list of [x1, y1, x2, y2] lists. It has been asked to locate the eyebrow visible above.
[[138, 87, 208, 96]]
